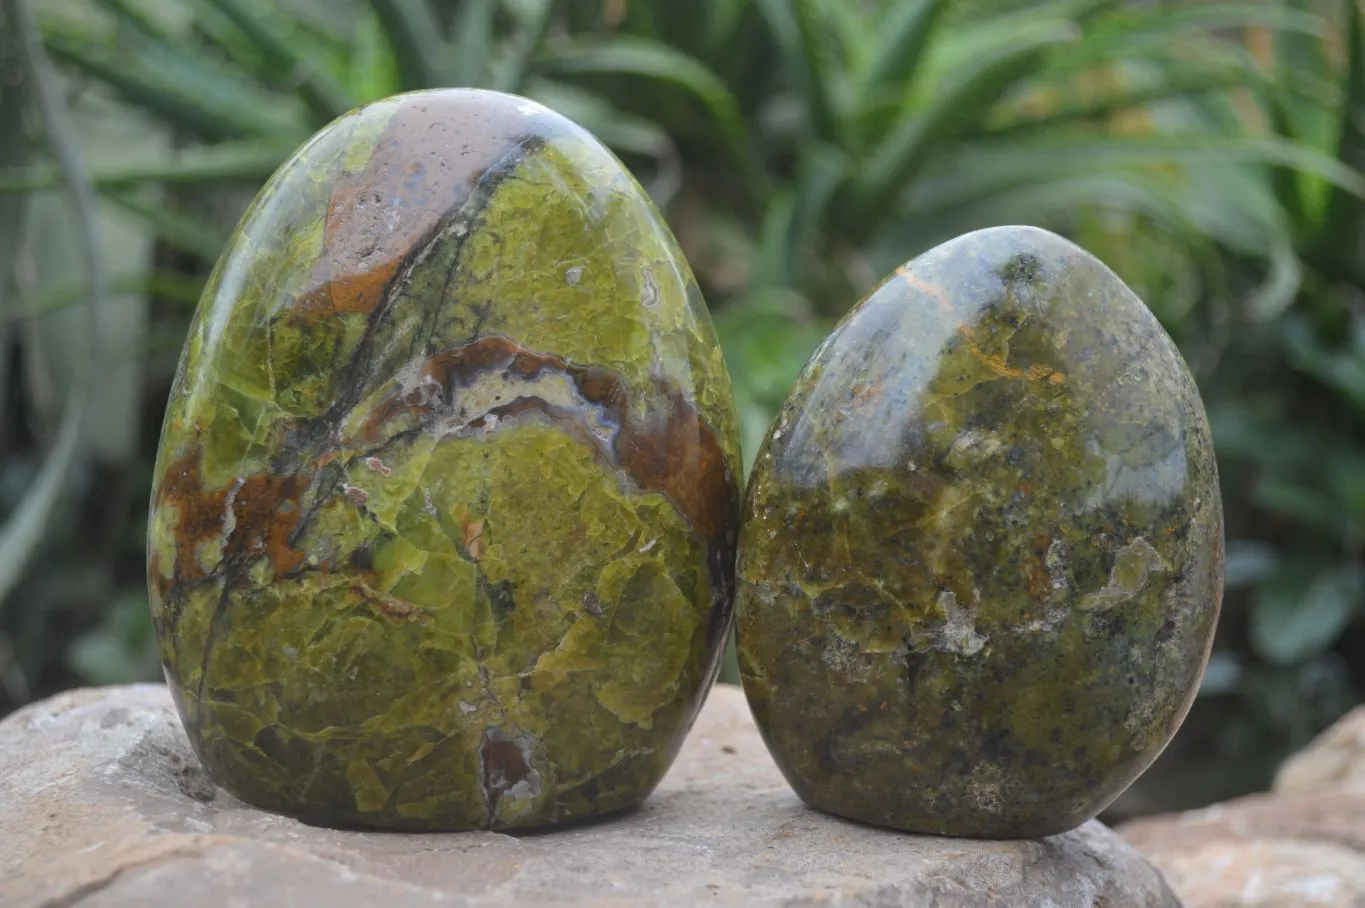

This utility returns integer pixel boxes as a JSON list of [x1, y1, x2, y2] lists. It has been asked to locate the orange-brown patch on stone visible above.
[[356, 584, 423, 622], [287, 96, 550, 322], [895, 268, 957, 323], [848, 381, 883, 410], [463, 521, 487, 561], [1023, 533, 1055, 602], [353, 336, 738, 552], [153, 447, 309, 601], [959, 325, 1058, 385], [618, 385, 735, 546]]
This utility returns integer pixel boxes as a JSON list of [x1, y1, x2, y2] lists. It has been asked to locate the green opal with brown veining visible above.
[[146, 89, 741, 831], [736, 225, 1223, 839]]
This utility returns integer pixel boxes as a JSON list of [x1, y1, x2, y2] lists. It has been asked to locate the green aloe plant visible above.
[[1229, 0, 1365, 670], [1183, 0, 1365, 741]]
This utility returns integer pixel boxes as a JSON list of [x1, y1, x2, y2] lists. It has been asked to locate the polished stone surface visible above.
[[146, 88, 741, 831], [737, 225, 1224, 838]]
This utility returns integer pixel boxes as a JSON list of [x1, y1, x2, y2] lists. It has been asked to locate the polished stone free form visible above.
[[736, 226, 1224, 838], [146, 89, 742, 831]]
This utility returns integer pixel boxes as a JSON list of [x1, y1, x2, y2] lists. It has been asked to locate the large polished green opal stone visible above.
[[736, 226, 1223, 839], [146, 89, 742, 831]]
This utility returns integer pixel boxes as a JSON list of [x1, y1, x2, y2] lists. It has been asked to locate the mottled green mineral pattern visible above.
[[146, 89, 742, 831], [736, 225, 1223, 839]]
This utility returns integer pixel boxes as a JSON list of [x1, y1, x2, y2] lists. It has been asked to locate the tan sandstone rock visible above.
[[1275, 706, 1365, 796], [0, 683, 1178, 907], [1122, 708, 1365, 908]]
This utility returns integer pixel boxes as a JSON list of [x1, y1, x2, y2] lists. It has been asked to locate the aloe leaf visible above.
[[990, 66, 1258, 138], [704, 0, 754, 52], [367, 0, 443, 90], [789, 142, 847, 266], [914, 0, 1116, 91], [1250, 564, 1365, 666], [525, 79, 674, 157], [850, 23, 1074, 230], [856, 0, 950, 111], [0, 0, 106, 611], [89, 0, 180, 43], [1244, 239, 1303, 322], [42, 24, 298, 141], [751, 188, 798, 291], [1282, 314, 1365, 416], [452, 0, 496, 87], [543, 36, 767, 195], [753, 0, 839, 143], [1269, 0, 1336, 148], [752, 147, 855, 292], [879, 172, 1204, 270], [7, 270, 205, 319], [343, 8, 401, 101], [496, 0, 562, 95], [906, 134, 1365, 215], [758, 142, 847, 289], [0, 138, 293, 193], [525, 78, 681, 202], [1317, 0, 1365, 283], [103, 191, 230, 262], [1045, 2, 1326, 74], [194, 0, 354, 123]]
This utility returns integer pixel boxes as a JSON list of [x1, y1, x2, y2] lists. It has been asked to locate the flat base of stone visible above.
[[0, 683, 1179, 907], [800, 796, 1083, 842]]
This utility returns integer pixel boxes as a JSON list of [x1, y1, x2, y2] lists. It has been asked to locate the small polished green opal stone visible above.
[[146, 89, 742, 831], [736, 226, 1223, 839]]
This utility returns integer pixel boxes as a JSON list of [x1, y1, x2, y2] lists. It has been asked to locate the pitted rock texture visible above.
[[146, 88, 742, 831], [0, 684, 1180, 907], [737, 225, 1223, 839], [1122, 706, 1365, 908]]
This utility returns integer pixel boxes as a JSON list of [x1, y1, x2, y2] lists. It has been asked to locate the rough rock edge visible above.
[[1, 684, 1179, 908], [1121, 706, 1365, 907]]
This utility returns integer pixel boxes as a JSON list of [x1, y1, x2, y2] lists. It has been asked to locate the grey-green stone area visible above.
[[736, 225, 1225, 839]]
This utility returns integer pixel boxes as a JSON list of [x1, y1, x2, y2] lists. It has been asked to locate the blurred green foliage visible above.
[[2, 0, 1365, 815]]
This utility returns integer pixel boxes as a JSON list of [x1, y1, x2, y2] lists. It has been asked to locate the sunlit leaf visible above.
[[345, 8, 401, 102]]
